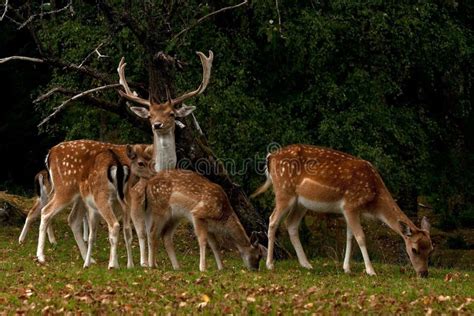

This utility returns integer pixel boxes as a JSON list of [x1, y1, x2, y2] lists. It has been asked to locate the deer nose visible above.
[[153, 122, 163, 130], [418, 270, 428, 278]]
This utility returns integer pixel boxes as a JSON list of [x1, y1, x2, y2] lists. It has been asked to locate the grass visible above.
[[1, 216, 473, 314]]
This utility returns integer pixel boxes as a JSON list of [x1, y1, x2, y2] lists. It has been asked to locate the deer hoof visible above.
[[301, 262, 313, 269]]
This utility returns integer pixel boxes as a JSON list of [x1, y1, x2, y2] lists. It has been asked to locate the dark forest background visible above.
[[0, 0, 473, 232]]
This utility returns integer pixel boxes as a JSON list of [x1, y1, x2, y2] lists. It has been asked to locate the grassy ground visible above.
[[1, 217, 473, 314]]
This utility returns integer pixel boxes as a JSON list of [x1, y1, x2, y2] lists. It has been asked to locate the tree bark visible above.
[[0, 200, 26, 226]]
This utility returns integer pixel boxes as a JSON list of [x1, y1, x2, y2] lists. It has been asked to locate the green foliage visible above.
[[3, 1, 473, 226]]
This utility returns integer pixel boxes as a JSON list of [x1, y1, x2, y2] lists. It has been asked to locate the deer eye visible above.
[[170, 112, 175, 117], [412, 248, 419, 255], [138, 162, 146, 167]]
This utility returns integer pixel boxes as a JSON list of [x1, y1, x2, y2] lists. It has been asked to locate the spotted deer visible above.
[[251, 144, 433, 277], [126, 147, 266, 271], [19, 170, 89, 245], [122, 144, 156, 267], [117, 50, 213, 172], [36, 140, 151, 268]]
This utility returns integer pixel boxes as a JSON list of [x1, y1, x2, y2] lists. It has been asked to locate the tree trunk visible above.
[[0, 200, 26, 226]]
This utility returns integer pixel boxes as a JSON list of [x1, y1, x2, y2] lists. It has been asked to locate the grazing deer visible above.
[[36, 140, 150, 267], [117, 50, 213, 172], [128, 154, 266, 271], [19, 170, 89, 245], [251, 144, 433, 277]]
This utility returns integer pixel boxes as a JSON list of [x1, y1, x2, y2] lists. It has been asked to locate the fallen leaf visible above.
[[201, 294, 210, 303], [437, 295, 451, 302]]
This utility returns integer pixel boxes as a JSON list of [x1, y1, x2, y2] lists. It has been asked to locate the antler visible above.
[[170, 50, 214, 106], [117, 57, 150, 107]]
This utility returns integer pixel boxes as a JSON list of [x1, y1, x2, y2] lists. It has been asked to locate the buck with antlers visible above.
[[117, 50, 213, 172], [252, 144, 433, 277], [19, 170, 89, 245], [35, 140, 151, 268]]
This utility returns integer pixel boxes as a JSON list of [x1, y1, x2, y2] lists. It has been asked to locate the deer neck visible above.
[[153, 130, 176, 172], [225, 214, 251, 251], [376, 191, 417, 237]]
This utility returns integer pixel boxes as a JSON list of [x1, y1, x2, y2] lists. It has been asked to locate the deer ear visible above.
[[175, 105, 196, 117], [250, 231, 259, 247], [126, 145, 136, 160], [144, 145, 153, 158], [130, 106, 150, 119], [399, 221, 412, 237], [421, 216, 431, 232]]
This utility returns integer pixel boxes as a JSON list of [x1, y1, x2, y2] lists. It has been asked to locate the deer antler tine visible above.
[[116, 57, 150, 107], [171, 50, 213, 106]]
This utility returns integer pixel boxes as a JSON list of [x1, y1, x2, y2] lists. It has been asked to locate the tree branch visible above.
[[172, 0, 248, 41], [18, 0, 73, 30], [0, 0, 8, 21], [0, 55, 115, 83], [0, 55, 44, 64], [34, 87, 75, 103], [37, 84, 121, 128], [275, 0, 282, 32], [78, 40, 110, 68]]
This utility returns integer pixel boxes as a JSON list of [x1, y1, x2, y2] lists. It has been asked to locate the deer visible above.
[[35, 140, 151, 268], [116, 50, 213, 172], [19, 170, 89, 245], [251, 144, 433, 277], [122, 144, 156, 267], [125, 145, 266, 271]]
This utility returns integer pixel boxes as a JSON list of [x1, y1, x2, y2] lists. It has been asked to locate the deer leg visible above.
[[343, 226, 353, 274], [120, 200, 134, 269], [84, 207, 99, 268], [82, 214, 89, 242], [207, 233, 223, 270], [286, 206, 312, 269], [99, 201, 121, 269], [68, 200, 89, 262], [267, 197, 296, 270], [130, 197, 147, 267], [194, 219, 208, 272], [46, 224, 57, 245], [162, 220, 181, 270], [147, 214, 164, 269], [19, 198, 41, 244], [36, 195, 72, 263], [344, 210, 376, 276]]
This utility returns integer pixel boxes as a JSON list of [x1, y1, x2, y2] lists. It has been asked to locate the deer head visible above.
[[399, 217, 433, 277], [117, 51, 213, 134], [242, 232, 267, 271], [126, 144, 155, 180]]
